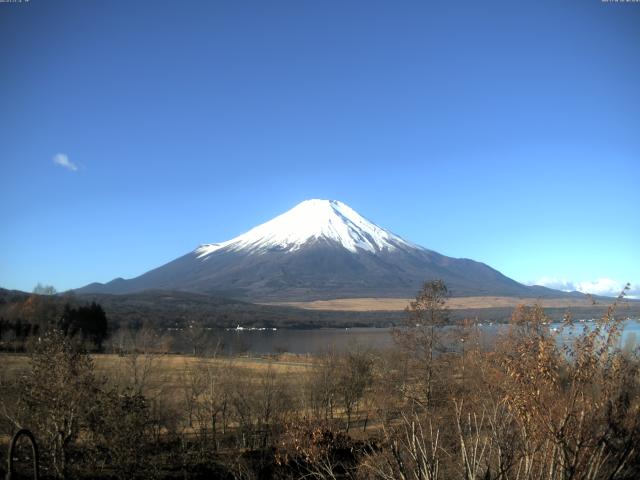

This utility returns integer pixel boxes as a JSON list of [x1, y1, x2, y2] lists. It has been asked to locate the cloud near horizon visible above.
[[530, 277, 639, 299], [53, 153, 78, 172]]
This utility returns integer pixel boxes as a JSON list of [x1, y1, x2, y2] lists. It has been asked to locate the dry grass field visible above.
[[0, 352, 315, 402], [264, 295, 598, 311], [0, 352, 313, 372]]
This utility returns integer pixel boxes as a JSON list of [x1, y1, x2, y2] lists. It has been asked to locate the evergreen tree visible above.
[[58, 302, 109, 350]]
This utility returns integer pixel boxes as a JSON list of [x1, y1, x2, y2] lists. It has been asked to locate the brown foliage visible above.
[[1, 283, 638, 479]]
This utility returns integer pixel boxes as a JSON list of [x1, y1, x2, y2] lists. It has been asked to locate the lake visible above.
[[171, 319, 640, 355]]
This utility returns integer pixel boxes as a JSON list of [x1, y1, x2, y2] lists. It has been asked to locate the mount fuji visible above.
[[77, 199, 568, 301]]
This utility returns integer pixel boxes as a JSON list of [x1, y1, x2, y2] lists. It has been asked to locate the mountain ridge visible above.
[[76, 199, 587, 301]]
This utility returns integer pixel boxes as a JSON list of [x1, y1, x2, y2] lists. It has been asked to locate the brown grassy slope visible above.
[[264, 295, 612, 311]]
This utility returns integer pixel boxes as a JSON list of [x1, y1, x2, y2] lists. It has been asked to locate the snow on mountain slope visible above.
[[76, 199, 580, 301], [195, 199, 418, 258]]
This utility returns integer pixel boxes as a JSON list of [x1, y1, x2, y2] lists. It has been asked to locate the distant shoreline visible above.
[[262, 295, 635, 312]]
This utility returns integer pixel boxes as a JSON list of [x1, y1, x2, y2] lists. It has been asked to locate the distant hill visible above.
[[3, 287, 637, 331], [0, 287, 401, 329], [76, 199, 587, 301]]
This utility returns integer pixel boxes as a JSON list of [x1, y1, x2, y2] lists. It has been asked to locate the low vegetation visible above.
[[0, 281, 638, 479]]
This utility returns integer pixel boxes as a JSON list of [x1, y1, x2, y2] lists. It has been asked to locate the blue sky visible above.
[[1, 0, 639, 297]]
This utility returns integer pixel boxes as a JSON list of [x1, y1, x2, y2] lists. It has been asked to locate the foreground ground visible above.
[[1, 299, 638, 479]]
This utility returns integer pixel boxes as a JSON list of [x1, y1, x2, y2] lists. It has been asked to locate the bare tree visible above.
[[88, 389, 154, 480], [394, 280, 449, 408], [305, 350, 340, 423], [336, 347, 373, 433], [33, 282, 57, 295], [183, 319, 213, 356], [14, 329, 101, 479], [116, 322, 169, 394], [190, 354, 233, 450]]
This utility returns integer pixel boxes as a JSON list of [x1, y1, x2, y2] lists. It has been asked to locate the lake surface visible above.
[[172, 319, 640, 355]]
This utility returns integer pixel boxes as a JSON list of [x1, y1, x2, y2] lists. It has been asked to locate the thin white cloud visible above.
[[531, 277, 577, 292], [575, 278, 623, 297], [53, 153, 78, 172], [530, 277, 638, 299]]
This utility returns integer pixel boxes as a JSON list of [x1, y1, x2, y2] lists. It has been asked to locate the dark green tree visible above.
[[59, 302, 109, 350]]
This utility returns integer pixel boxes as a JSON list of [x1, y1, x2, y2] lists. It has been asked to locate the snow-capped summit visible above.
[[195, 199, 416, 258]]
